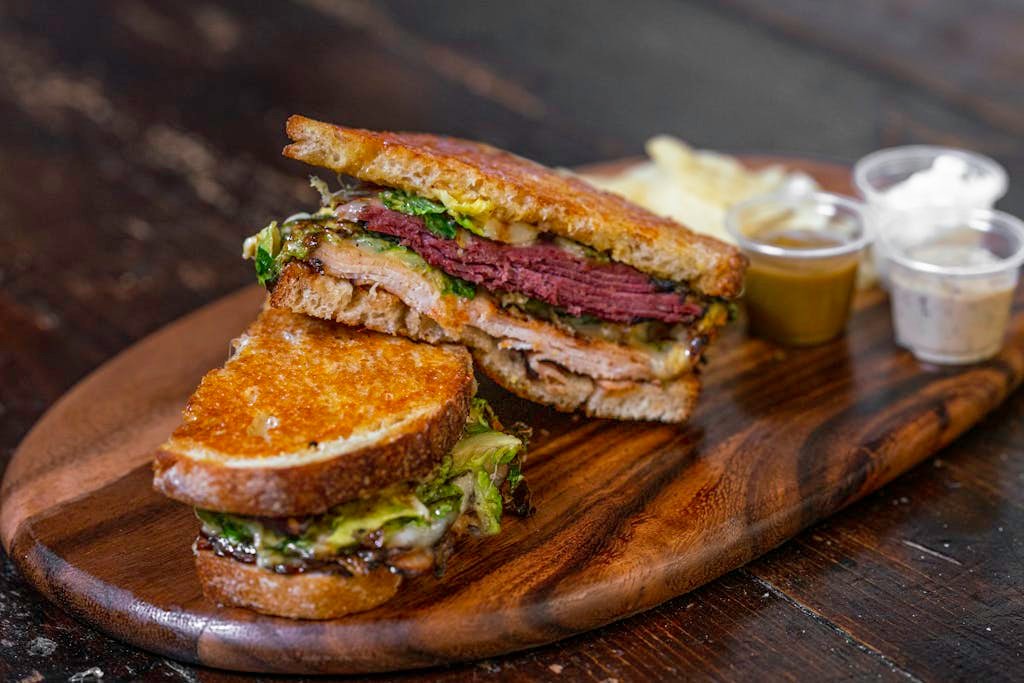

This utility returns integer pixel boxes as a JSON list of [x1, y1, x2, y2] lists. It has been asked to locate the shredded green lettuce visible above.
[[379, 189, 446, 216], [414, 472, 464, 520], [465, 396, 499, 435], [310, 175, 341, 209], [506, 460, 524, 493], [443, 276, 476, 299], [414, 399, 521, 536], [451, 213, 477, 232], [423, 212, 458, 239], [445, 427, 523, 536], [254, 223, 282, 286], [379, 189, 479, 239], [474, 469, 503, 535], [250, 220, 325, 286], [196, 509, 257, 546]]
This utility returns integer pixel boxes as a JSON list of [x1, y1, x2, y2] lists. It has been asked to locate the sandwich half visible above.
[[153, 307, 529, 619], [246, 115, 747, 422]]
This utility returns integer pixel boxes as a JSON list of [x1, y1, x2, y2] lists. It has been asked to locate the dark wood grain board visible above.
[[3, 159, 1024, 675]]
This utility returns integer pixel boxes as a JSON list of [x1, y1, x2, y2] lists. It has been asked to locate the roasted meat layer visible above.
[[360, 205, 704, 324]]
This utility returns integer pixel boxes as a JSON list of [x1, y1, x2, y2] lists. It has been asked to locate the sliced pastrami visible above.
[[358, 205, 703, 324]]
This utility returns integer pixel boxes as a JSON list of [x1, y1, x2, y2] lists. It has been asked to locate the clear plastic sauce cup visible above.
[[726, 193, 871, 346], [853, 146, 1008, 286], [882, 209, 1024, 365]]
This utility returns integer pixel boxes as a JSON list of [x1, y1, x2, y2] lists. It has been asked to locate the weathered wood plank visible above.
[[748, 390, 1024, 681], [195, 572, 908, 682]]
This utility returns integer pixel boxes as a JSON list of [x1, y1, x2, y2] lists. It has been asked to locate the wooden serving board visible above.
[[3, 160, 1023, 675]]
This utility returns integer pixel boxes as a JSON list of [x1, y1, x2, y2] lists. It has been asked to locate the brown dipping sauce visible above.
[[743, 228, 860, 346]]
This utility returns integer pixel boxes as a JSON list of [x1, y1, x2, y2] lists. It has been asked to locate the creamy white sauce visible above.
[[872, 156, 1006, 287], [890, 244, 1016, 364], [882, 155, 1002, 209]]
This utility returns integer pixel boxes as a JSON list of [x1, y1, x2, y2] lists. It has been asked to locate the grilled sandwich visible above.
[[246, 115, 747, 422], [153, 307, 529, 619]]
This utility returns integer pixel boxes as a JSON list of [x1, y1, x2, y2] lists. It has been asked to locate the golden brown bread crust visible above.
[[152, 307, 475, 516], [270, 264, 701, 422], [282, 114, 747, 297], [195, 547, 402, 619], [152, 407, 467, 516], [163, 308, 473, 458]]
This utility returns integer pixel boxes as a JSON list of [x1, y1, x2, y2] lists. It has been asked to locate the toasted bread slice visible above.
[[195, 547, 402, 619], [283, 115, 746, 298], [271, 264, 701, 422], [153, 307, 475, 516]]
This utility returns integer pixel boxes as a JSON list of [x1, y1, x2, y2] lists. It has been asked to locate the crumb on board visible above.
[[27, 636, 57, 657]]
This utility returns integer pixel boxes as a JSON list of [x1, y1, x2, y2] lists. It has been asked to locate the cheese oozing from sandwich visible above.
[[195, 397, 530, 578]]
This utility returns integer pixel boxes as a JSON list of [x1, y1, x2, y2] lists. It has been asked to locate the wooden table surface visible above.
[[1, 1, 1022, 681]]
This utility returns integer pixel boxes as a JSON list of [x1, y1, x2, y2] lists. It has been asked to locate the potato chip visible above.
[[583, 136, 816, 246]]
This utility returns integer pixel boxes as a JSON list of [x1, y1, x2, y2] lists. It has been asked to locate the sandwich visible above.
[[245, 115, 747, 423], [152, 307, 530, 619]]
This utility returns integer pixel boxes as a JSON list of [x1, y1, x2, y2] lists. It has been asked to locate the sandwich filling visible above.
[[356, 202, 701, 324], [244, 177, 732, 374], [194, 398, 530, 577]]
